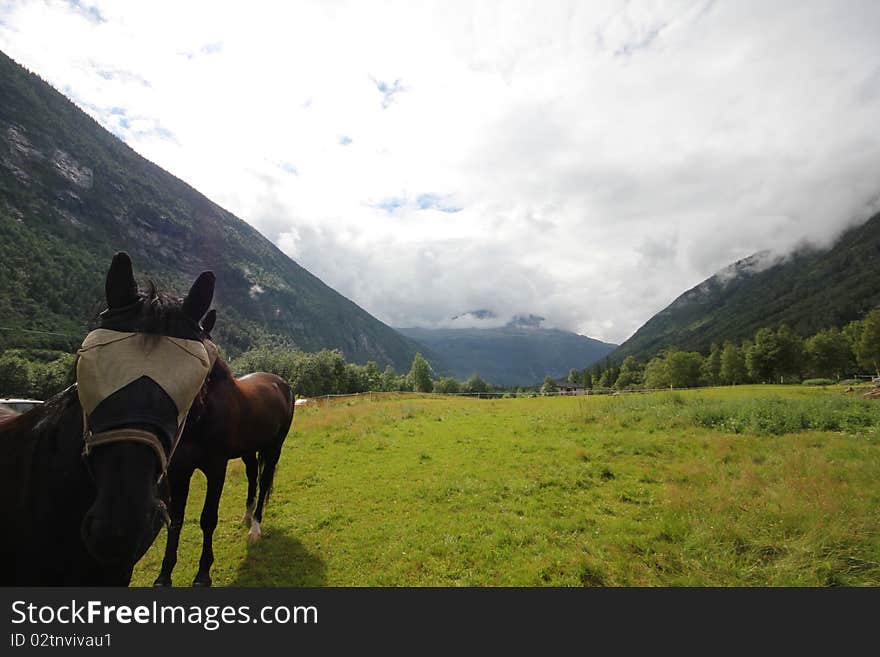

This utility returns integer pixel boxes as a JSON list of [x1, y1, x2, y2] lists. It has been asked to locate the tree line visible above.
[[570, 308, 880, 391], [228, 348, 498, 398]]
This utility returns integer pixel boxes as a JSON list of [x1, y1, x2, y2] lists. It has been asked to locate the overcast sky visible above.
[[2, 1, 879, 343]]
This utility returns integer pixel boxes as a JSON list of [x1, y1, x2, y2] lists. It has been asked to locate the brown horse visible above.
[[154, 311, 295, 587]]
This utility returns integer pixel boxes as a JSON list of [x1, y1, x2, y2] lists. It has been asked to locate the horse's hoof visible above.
[[192, 575, 212, 587], [153, 576, 172, 587], [247, 521, 262, 544]]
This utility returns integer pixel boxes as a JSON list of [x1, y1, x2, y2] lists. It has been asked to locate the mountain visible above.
[[398, 320, 617, 386], [613, 210, 880, 361], [0, 51, 423, 370]]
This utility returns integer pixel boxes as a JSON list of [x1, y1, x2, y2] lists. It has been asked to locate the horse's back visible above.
[[237, 371, 290, 395], [227, 372, 293, 453]]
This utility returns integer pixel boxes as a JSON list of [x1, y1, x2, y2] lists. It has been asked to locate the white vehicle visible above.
[[0, 398, 44, 414]]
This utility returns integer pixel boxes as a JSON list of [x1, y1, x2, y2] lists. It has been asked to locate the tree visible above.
[[395, 373, 411, 391], [842, 319, 864, 352], [746, 324, 804, 383], [595, 357, 619, 388], [463, 373, 489, 395], [608, 360, 620, 388], [805, 328, 853, 380], [857, 308, 880, 375], [0, 354, 31, 397], [408, 352, 433, 392], [745, 325, 804, 383], [29, 353, 76, 399], [541, 375, 558, 395], [747, 327, 778, 383], [379, 365, 398, 392], [774, 324, 804, 383], [739, 339, 754, 381], [665, 350, 703, 388], [582, 369, 593, 390], [344, 362, 369, 394], [433, 377, 461, 394], [298, 349, 347, 396], [720, 341, 747, 385], [363, 361, 381, 391], [568, 369, 580, 385], [702, 343, 722, 386], [596, 358, 619, 388], [615, 356, 643, 389], [643, 356, 670, 389]]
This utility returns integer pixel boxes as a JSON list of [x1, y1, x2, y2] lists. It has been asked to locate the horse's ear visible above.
[[183, 271, 215, 321], [201, 308, 217, 335], [105, 252, 138, 309]]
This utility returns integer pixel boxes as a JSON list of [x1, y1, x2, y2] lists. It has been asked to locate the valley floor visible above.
[[131, 385, 880, 586]]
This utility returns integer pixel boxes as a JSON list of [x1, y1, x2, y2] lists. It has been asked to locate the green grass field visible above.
[[130, 385, 880, 586]]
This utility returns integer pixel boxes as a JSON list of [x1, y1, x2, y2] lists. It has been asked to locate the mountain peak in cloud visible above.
[[506, 314, 545, 329], [446, 310, 546, 330], [451, 309, 497, 321]]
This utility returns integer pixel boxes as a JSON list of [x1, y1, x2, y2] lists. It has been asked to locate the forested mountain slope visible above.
[[613, 210, 880, 361]]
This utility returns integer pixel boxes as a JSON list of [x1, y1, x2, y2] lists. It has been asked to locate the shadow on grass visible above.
[[230, 531, 326, 586]]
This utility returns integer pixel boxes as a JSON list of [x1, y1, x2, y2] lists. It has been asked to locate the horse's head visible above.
[[76, 252, 218, 564]]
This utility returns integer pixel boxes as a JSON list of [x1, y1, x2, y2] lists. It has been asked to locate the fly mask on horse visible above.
[[75, 252, 219, 564]]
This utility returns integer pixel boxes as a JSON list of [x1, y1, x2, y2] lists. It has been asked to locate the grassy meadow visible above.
[[130, 385, 880, 586]]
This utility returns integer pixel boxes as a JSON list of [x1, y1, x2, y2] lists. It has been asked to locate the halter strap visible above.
[[83, 428, 169, 473], [81, 412, 189, 483]]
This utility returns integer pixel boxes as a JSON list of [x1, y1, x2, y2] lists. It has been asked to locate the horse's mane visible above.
[[187, 354, 232, 425], [209, 355, 233, 383]]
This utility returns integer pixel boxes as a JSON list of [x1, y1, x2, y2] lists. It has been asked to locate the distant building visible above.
[[554, 378, 586, 396]]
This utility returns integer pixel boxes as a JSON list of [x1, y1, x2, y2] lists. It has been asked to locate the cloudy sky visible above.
[[2, 1, 879, 343]]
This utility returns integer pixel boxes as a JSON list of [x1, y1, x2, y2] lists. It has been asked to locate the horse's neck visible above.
[[212, 356, 249, 401], [188, 357, 236, 423]]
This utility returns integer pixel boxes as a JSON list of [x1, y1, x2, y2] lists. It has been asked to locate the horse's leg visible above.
[[192, 460, 227, 587], [241, 452, 258, 527], [153, 464, 194, 587], [249, 446, 281, 544]]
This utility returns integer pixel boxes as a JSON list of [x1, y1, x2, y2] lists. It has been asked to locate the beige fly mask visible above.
[[76, 329, 218, 471]]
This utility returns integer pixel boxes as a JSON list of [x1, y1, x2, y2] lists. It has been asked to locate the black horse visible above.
[[0, 252, 216, 585], [154, 311, 294, 587]]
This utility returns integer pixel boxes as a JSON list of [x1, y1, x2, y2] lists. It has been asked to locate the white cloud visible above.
[[2, 0, 879, 343]]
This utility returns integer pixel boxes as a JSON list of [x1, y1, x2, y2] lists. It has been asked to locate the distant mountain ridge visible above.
[[613, 209, 880, 361], [0, 50, 423, 370], [398, 324, 617, 386]]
